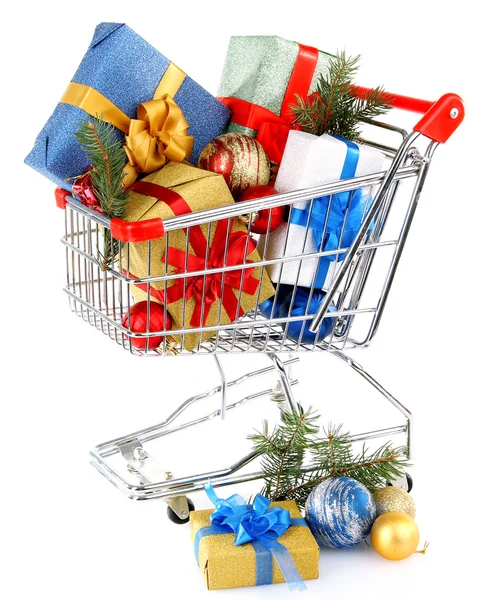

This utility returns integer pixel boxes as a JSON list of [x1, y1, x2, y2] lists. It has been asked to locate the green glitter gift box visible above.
[[217, 36, 332, 164]]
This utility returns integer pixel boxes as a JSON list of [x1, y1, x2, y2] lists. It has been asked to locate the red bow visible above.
[[163, 218, 259, 327], [122, 180, 260, 329], [218, 42, 319, 164]]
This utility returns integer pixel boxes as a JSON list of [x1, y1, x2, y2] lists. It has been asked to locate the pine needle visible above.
[[250, 409, 409, 509], [290, 51, 393, 141], [74, 116, 128, 270]]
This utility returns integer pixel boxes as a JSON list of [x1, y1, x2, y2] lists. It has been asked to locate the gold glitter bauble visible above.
[[373, 486, 416, 519], [370, 511, 420, 561]]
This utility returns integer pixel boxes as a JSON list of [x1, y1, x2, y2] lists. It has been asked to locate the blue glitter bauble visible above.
[[305, 477, 376, 548]]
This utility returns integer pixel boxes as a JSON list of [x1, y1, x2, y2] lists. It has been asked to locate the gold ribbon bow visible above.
[[124, 94, 193, 173], [60, 63, 193, 182]]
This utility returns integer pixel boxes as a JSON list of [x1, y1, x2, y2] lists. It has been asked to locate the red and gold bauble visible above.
[[122, 301, 172, 350], [238, 185, 284, 234], [72, 167, 102, 213], [198, 133, 271, 197]]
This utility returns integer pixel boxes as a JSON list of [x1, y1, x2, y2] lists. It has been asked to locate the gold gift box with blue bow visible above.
[[190, 499, 319, 591]]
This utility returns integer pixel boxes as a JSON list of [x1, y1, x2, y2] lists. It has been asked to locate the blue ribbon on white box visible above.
[[279, 287, 337, 344], [194, 482, 308, 591], [290, 137, 372, 290]]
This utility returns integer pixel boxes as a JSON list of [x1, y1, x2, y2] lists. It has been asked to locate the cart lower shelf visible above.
[[90, 349, 412, 521]]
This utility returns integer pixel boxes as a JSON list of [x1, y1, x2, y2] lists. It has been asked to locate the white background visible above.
[[1, 1, 479, 599]]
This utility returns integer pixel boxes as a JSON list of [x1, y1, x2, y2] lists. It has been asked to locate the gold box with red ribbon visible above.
[[25, 22, 231, 190], [121, 162, 275, 352], [217, 36, 332, 165]]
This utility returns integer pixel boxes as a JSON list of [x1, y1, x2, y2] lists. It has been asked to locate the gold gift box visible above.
[[190, 500, 319, 591], [121, 162, 274, 351]]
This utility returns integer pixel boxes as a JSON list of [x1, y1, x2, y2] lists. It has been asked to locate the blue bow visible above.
[[290, 137, 372, 289], [195, 482, 308, 591], [279, 287, 337, 345]]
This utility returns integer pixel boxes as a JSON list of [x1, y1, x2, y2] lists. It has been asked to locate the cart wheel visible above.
[[167, 498, 195, 524], [387, 472, 413, 493]]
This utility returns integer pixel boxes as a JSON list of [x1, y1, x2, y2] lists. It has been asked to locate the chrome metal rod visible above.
[[63, 288, 377, 341], [94, 238, 399, 285], [268, 353, 299, 415], [214, 355, 227, 420], [309, 131, 421, 333], [95, 359, 299, 457], [91, 423, 409, 501], [333, 151, 408, 340], [158, 166, 419, 231], [360, 143, 438, 347], [327, 347, 412, 459]]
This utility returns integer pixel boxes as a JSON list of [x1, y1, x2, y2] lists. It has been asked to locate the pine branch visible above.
[[74, 116, 129, 270], [250, 420, 283, 453], [290, 51, 393, 141], [284, 445, 406, 499], [249, 408, 319, 501], [274, 411, 309, 498], [250, 411, 409, 509]]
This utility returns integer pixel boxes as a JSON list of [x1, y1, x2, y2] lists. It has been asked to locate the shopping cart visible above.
[[55, 89, 463, 522]]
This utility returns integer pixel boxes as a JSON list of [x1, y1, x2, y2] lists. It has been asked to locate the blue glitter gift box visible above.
[[25, 23, 231, 190]]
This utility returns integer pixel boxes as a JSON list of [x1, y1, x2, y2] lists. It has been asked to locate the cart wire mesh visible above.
[[61, 121, 435, 357]]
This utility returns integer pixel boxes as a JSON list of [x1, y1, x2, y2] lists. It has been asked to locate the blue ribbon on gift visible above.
[[194, 482, 308, 591], [280, 287, 337, 345], [290, 137, 372, 289]]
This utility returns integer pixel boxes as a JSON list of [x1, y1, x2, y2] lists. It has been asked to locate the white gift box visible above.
[[258, 132, 387, 290]]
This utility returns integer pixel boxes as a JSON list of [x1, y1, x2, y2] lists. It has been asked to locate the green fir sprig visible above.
[[74, 116, 128, 270], [249, 408, 408, 509], [290, 51, 393, 141]]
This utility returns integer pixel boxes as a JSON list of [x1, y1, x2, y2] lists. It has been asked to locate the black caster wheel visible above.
[[167, 498, 195, 524], [387, 472, 413, 493]]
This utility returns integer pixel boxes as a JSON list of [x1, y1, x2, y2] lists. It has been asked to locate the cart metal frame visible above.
[[55, 90, 463, 519]]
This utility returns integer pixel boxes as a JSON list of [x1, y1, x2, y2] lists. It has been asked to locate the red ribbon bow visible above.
[[218, 42, 319, 164], [164, 218, 259, 327], [125, 180, 260, 328]]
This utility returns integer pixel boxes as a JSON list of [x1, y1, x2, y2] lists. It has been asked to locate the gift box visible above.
[[258, 131, 387, 291], [25, 22, 231, 190], [258, 283, 294, 320], [217, 36, 331, 164], [191, 498, 319, 591], [121, 162, 275, 351], [279, 287, 337, 345]]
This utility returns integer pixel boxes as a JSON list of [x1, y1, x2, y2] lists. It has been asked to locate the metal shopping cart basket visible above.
[[55, 89, 464, 522]]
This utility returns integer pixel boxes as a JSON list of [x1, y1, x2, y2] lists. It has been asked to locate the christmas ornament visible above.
[[279, 287, 336, 344], [238, 185, 284, 234], [374, 486, 416, 519], [370, 511, 420, 561], [72, 168, 102, 213], [198, 133, 271, 197], [122, 301, 172, 350], [305, 477, 376, 548]]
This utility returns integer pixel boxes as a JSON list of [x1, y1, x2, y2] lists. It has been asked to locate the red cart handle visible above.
[[354, 86, 464, 144], [54, 188, 165, 241], [110, 216, 164, 243]]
